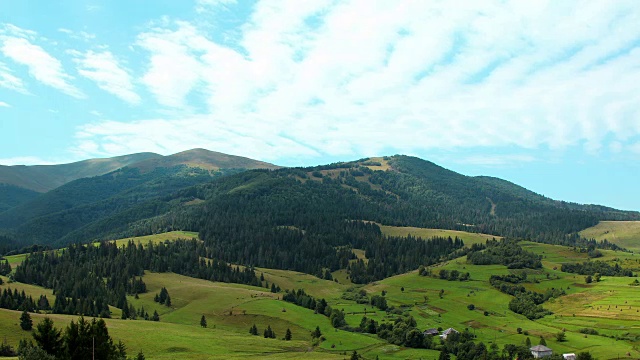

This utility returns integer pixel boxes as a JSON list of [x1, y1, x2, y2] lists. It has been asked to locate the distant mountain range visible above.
[[0, 151, 637, 251], [0, 149, 279, 193]]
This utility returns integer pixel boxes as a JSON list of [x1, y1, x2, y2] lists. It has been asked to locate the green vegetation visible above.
[[580, 221, 640, 251]]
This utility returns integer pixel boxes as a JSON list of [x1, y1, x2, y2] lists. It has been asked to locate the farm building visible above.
[[530, 345, 553, 358], [422, 328, 439, 336], [440, 328, 459, 340], [563, 354, 576, 360]]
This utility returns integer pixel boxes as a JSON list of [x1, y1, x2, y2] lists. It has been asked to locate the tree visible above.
[[525, 337, 531, 347], [350, 351, 362, 360], [249, 324, 258, 336], [134, 351, 146, 360], [151, 311, 160, 321], [467, 304, 475, 310], [401, 287, 405, 292], [285, 328, 292, 341], [311, 326, 322, 339], [555, 331, 566, 342], [32, 317, 62, 357], [539, 336, 547, 345], [576, 352, 594, 360], [20, 310, 33, 331], [585, 275, 592, 284], [438, 348, 450, 360], [18, 345, 56, 360], [200, 315, 207, 328]]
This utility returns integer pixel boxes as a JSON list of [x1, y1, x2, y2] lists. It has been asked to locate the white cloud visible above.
[[73, 50, 140, 104], [0, 35, 84, 98], [455, 154, 537, 166], [136, 24, 205, 108], [0, 61, 28, 93], [0, 156, 56, 166], [0, 101, 10, 107], [196, 0, 237, 13], [58, 28, 96, 41], [74, 117, 318, 162], [75, 1, 640, 162]]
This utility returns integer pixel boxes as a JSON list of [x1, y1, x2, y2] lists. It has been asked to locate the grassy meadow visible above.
[[378, 224, 500, 247], [3, 231, 640, 359], [580, 221, 640, 251]]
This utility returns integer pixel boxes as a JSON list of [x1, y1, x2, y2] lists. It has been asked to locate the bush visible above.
[[467, 304, 475, 310]]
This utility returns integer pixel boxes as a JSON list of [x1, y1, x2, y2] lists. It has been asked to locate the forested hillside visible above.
[[0, 184, 39, 213], [0, 149, 280, 247], [1, 154, 637, 254]]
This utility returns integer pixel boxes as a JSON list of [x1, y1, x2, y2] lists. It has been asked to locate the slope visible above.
[[0, 183, 39, 212], [0, 149, 280, 246], [0, 152, 161, 192]]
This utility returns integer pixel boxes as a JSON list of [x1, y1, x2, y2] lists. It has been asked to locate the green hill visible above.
[[0, 183, 39, 212], [0, 149, 279, 246], [580, 221, 640, 251]]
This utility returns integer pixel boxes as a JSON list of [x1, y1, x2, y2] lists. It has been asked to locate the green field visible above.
[[2, 231, 198, 269], [378, 224, 501, 247], [4, 233, 640, 359], [102, 230, 199, 247], [580, 221, 640, 251]]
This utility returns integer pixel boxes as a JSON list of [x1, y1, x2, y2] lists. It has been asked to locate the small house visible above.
[[563, 354, 576, 360], [440, 328, 459, 340], [530, 345, 553, 358], [423, 328, 439, 336]]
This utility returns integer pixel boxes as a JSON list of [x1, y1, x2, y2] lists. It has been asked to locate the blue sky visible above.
[[1, 0, 639, 211]]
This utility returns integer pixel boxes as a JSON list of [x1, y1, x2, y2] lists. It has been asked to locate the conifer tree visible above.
[[20, 310, 32, 331], [32, 317, 63, 357], [200, 315, 207, 328]]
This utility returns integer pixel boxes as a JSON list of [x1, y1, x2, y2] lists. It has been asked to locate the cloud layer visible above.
[[2, 1, 640, 164]]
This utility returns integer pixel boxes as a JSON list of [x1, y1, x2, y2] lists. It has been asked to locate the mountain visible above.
[[0, 152, 162, 193], [0, 149, 280, 245], [129, 148, 280, 172], [0, 184, 40, 213], [1, 154, 638, 252]]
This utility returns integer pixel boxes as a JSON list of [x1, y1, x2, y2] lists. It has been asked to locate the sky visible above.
[[0, 0, 639, 211]]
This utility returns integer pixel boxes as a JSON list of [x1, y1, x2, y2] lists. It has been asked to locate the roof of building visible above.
[[530, 345, 553, 352], [442, 328, 459, 335], [423, 328, 439, 334]]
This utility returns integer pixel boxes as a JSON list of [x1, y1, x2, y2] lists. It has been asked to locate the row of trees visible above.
[[12, 316, 142, 360], [561, 261, 634, 277]]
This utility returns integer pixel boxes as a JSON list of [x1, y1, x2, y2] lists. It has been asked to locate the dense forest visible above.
[[11, 240, 261, 317], [2, 155, 638, 252]]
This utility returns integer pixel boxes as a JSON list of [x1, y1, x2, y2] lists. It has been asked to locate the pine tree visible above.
[[539, 336, 547, 345], [284, 328, 292, 341], [32, 317, 63, 357], [249, 324, 258, 335], [152, 311, 160, 321], [20, 310, 33, 331], [165, 295, 171, 307], [525, 337, 531, 347], [311, 326, 322, 338], [200, 315, 207, 328], [438, 349, 450, 360]]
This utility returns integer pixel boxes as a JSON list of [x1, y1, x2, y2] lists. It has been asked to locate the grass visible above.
[[378, 224, 501, 247], [4, 235, 640, 359], [101, 231, 199, 247], [580, 221, 640, 251]]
